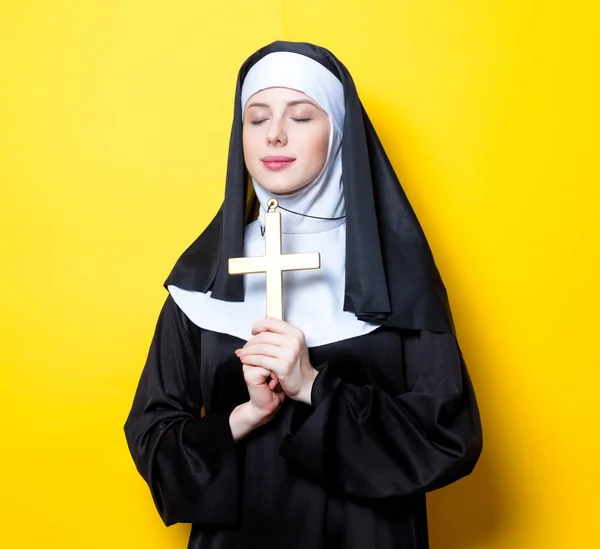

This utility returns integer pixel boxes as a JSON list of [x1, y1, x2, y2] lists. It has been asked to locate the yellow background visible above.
[[1, 1, 598, 548]]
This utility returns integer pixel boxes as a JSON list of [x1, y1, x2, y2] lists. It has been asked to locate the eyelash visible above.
[[250, 118, 312, 126]]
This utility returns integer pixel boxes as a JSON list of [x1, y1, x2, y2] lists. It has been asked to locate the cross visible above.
[[228, 198, 321, 320]]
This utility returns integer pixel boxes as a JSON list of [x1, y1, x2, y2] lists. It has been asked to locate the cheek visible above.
[[306, 127, 330, 169], [242, 129, 260, 171], [242, 128, 253, 156]]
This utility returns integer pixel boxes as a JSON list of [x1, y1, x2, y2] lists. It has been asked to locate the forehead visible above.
[[245, 86, 317, 107]]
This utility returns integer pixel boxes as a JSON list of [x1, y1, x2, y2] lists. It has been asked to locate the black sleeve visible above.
[[278, 329, 483, 503], [123, 294, 240, 527]]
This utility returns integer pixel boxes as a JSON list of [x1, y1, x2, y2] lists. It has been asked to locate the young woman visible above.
[[124, 40, 483, 549]]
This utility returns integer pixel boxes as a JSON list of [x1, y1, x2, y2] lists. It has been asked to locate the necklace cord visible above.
[[277, 204, 346, 221], [259, 205, 346, 236]]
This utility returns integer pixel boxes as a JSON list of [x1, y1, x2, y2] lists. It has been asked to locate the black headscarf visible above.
[[164, 40, 456, 335]]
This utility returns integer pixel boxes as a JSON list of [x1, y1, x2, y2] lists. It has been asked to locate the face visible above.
[[242, 87, 331, 196]]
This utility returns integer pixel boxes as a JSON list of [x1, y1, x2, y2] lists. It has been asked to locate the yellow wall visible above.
[[1, 1, 598, 548]]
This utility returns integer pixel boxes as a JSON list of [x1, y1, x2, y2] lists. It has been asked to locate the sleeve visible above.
[[123, 294, 240, 527], [278, 329, 483, 504]]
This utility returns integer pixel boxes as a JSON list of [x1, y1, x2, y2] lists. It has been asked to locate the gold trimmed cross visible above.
[[228, 198, 321, 320]]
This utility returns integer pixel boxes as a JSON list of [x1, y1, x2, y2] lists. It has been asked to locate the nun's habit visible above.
[[124, 41, 483, 549]]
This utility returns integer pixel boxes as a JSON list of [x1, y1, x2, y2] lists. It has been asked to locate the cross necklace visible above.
[[228, 198, 321, 320]]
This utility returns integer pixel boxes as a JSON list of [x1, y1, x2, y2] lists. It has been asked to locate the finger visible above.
[[237, 342, 282, 359], [243, 331, 287, 348], [243, 364, 270, 375], [243, 367, 267, 385], [240, 333, 301, 359], [239, 354, 279, 374], [252, 317, 302, 337], [268, 371, 281, 390], [268, 378, 279, 391], [242, 364, 271, 384]]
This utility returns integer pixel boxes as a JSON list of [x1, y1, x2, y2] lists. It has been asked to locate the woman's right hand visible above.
[[243, 363, 285, 421], [229, 364, 285, 441]]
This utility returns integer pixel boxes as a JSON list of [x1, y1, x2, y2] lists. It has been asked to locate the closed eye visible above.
[[292, 118, 312, 122], [250, 119, 267, 126]]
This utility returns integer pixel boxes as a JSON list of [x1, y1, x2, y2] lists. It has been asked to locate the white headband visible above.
[[240, 51, 345, 132]]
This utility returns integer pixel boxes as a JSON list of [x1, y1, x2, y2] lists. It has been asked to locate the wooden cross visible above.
[[228, 198, 321, 320]]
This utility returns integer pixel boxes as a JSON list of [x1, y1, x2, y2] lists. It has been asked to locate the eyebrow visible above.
[[246, 99, 319, 109]]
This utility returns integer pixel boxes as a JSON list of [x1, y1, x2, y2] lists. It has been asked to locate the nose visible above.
[[266, 117, 288, 146]]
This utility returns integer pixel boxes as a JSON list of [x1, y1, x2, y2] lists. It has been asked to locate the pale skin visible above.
[[228, 87, 330, 441]]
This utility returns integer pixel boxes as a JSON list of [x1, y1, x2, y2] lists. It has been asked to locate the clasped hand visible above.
[[235, 317, 318, 416]]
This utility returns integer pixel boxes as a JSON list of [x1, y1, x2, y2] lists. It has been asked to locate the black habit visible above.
[[124, 294, 482, 548]]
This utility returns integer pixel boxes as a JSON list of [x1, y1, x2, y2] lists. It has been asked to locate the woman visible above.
[[124, 40, 483, 549]]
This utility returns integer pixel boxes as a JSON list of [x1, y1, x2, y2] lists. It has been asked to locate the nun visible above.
[[124, 40, 483, 549]]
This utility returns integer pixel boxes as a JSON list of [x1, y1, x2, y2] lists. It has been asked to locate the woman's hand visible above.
[[235, 317, 319, 405], [229, 363, 285, 441], [243, 362, 286, 421]]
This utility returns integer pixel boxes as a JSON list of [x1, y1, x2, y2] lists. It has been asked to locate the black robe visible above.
[[124, 294, 482, 549]]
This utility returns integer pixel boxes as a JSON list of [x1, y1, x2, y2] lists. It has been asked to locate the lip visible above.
[[262, 156, 295, 162], [261, 156, 295, 171]]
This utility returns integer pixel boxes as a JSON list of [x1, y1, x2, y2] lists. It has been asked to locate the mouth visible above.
[[261, 156, 296, 171]]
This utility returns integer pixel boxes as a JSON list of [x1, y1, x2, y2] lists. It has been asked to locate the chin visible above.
[[256, 174, 309, 196]]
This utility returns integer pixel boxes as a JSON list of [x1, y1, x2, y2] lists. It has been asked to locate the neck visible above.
[[254, 179, 345, 234]]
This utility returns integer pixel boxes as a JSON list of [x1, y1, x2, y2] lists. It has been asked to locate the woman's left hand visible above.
[[235, 317, 319, 405]]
